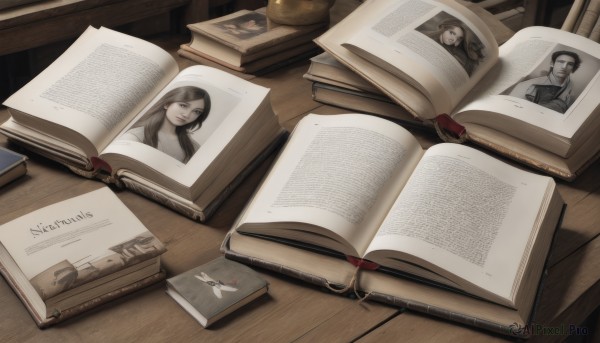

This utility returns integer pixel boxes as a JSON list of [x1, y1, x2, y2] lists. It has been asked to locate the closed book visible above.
[[186, 7, 327, 67], [0, 186, 166, 327], [0, 147, 27, 188], [166, 256, 268, 328]]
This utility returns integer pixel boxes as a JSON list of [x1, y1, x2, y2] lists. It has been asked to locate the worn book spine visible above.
[[366, 291, 526, 338], [224, 250, 345, 291], [178, 43, 321, 74], [0, 263, 166, 328], [466, 133, 579, 181], [223, 245, 532, 338], [187, 10, 326, 55]]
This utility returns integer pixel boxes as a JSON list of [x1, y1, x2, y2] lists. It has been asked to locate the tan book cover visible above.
[[0, 187, 166, 327], [186, 7, 327, 66]]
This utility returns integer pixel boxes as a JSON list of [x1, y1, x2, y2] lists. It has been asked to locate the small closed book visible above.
[[0, 147, 27, 188], [0, 186, 166, 327], [166, 256, 268, 328]]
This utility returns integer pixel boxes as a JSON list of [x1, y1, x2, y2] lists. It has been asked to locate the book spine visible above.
[[224, 250, 347, 291], [1, 264, 166, 328], [118, 178, 206, 222], [42, 270, 167, 328], [366, 291, 529, 339]]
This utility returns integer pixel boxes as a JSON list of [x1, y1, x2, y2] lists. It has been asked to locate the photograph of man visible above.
[[507, 50, 581, 113]]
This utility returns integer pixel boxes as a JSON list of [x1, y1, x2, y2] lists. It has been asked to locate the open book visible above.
[[0, 26, 284, 221], [316, 0, 600, 180], [0, 187, 166, 327], [223, 113, 565, 337]]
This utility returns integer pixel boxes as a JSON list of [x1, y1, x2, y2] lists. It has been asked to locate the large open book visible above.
[[0, 187, 166, 327], [316, 0, 600, 181], [0, 26, 284, 221], [223, 113, 565, 337]]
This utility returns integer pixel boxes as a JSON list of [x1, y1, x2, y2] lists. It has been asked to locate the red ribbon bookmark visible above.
[[91, 156, 112, 173], [346, 256, 379, 270], [435, 113, 466, 139]]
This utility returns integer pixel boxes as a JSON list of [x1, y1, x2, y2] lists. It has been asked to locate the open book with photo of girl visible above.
[[317, 0, 600, 181], [119, 86, 211, 164], [1, 26, 284, 221]]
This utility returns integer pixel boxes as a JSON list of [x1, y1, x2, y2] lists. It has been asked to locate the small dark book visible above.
[[166, 257, 268, 328], [0, 147, 27, 188]]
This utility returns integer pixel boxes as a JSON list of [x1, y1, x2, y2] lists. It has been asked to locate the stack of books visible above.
[[0, 187, 167, 327], [303, 52, 422, 126], [179, 8, 328, 74]]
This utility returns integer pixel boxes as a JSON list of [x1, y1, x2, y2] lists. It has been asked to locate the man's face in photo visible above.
[[552, 54, 577, 79]]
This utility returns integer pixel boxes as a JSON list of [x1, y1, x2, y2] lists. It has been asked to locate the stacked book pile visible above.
[[303, 52, 421, 126], [179, 7, 328, 74]]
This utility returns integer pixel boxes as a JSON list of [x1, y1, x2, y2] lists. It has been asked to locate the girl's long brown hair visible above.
[[140, 86, 211, 162]]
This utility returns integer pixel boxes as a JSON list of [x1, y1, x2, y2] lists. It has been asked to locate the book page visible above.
[[454, 27, 600, 149], [100, 65, 271, 194], [364, 143, 552, 301], [2, 26, 179, 155], [0, 187, 164, 301], [235, 113, 424, 257], [340, 0, 498, 114]]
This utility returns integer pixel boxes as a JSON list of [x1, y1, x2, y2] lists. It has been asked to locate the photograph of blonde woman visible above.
[[119, 86, 211, 163], [417, 14, 485, 77]]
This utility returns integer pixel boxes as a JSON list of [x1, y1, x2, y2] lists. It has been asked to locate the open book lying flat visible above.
[[0, 26, 284, 221], [316, 0, 600, 181], [223, 113, 565, 338]]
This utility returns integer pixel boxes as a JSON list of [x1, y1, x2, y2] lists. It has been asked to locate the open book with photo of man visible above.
[[316, 0, 600, 181], [0, 26, 284, 221]]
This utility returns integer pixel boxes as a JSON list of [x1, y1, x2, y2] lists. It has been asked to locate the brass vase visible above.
[[266, 0, 336, 26]]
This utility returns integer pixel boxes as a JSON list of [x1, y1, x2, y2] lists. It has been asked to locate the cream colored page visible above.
[[455, 26, 600, 140], [365, 143, 551, 300], [0, 187, 155, 280], [238, 113, 424, 256], [102, 65, 269, 187], [2, 26, 179, 152], [342, 0, 498, 114]]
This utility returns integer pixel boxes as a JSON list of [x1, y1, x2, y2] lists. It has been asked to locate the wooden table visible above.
[[1, 2, 599, 342]]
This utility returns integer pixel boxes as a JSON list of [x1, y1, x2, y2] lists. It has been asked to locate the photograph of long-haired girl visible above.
[[417, 14, 485, 77], [120, 86, 211, 163]]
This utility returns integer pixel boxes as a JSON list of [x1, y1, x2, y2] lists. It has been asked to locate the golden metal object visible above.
[[266, 0, 336, 26]]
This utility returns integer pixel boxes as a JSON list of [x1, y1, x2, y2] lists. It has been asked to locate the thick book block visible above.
[[0, 187, 167, 327]]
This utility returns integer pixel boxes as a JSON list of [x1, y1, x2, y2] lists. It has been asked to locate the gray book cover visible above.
[[166, 256, 268, 327]]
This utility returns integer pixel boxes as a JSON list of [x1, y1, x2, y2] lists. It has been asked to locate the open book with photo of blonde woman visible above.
[[317, 0, 600, 181]]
